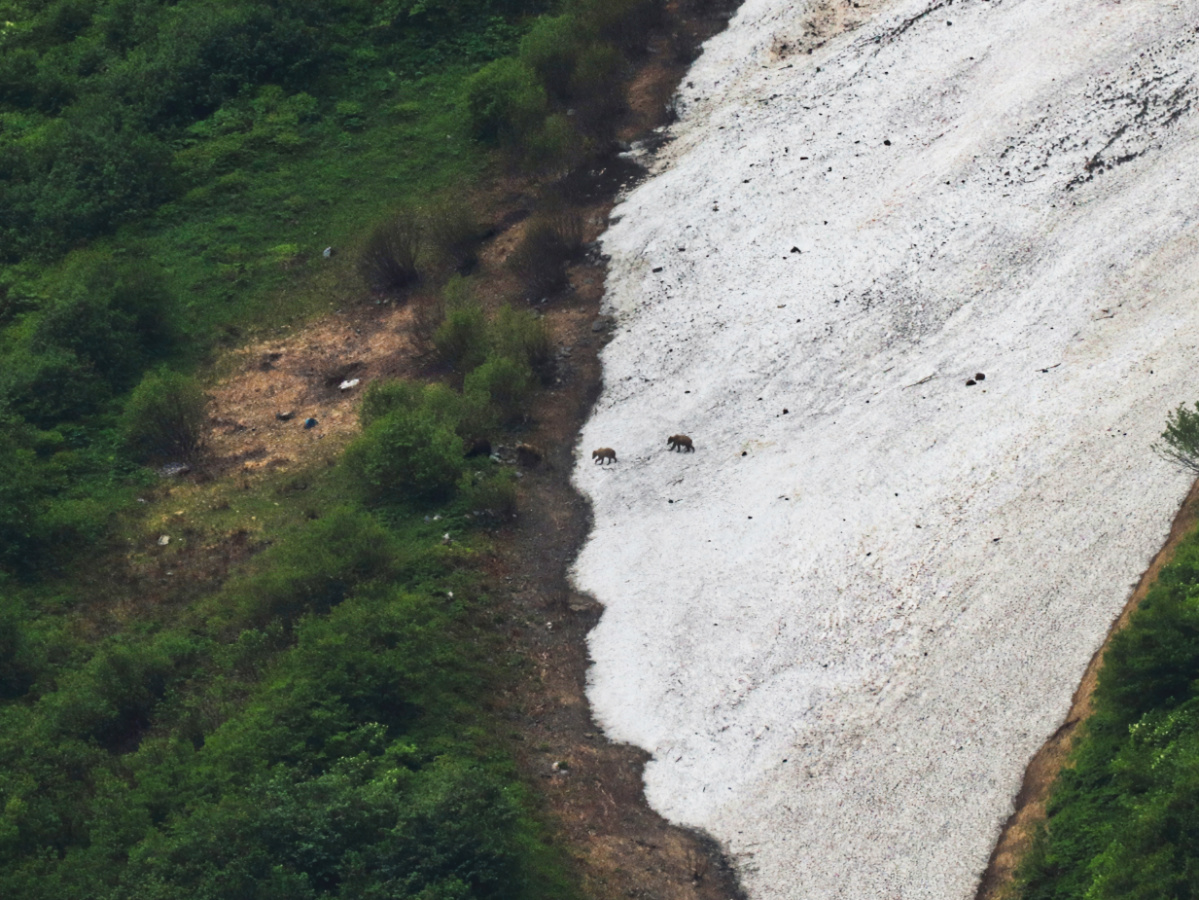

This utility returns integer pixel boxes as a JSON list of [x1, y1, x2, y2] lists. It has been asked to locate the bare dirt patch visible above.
[[204, 301, 421, 475], [769, 0, 894, 60]]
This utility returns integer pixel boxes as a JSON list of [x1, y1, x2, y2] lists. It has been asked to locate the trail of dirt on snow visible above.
[[572, 0, 1199, 897]]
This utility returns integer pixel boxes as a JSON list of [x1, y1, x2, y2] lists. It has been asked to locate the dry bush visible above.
[[423, 196, 484, 274], [358, 214, 422, 294], [506, 222, 572, 297], [507, 198, 586, 298], [541, 195, 586, 255], [408, 292, 447, 356]]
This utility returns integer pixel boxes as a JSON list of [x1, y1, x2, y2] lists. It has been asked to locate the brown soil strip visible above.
[[975, 476, 1199, 900], [481, 6, 750, 896]]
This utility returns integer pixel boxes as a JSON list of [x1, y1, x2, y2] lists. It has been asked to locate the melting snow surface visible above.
[[572, 0, 1199, 897]]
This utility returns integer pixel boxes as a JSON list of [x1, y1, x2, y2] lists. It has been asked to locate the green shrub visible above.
[[424, 381, 497, 441], [519, 15, 586, 102], [359, 214, 423, 295], [464, 470, 518, 520], [343, 409, 466, 506], [463, 57, 547, 147], [43, 634, 200, 749], [121, 369, 208, 462], [464, 354, 532, 424], [570, 42, 626, 127], [493, 304, 554, 382], [522, 113, 586, 173], [359, 379, 425, 428], [0, 346, 110, 427], [433, 283, 491, 372], [360, 379, 496, 444], [219, 508, 400, 625], [33, 258, 173, 390], [0, 108, 177, 260]]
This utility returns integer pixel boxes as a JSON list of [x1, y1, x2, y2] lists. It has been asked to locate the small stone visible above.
[[966, 379, 977, 386], [975, 372, 986, 381], [157, 535, 170, 546], [591, 318, 607, 333], [276, 410, 295, 421], [322, 246, 335, 258]]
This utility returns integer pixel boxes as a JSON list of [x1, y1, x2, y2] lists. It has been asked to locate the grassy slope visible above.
[[0, 2, 587, 898]]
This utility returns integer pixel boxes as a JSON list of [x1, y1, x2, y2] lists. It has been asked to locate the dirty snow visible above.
[[572, 0, 1199, 897]]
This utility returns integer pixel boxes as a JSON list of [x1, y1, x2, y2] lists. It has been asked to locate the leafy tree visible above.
[[120, 369, 207, 462], [1154, 401, 1199, 475]]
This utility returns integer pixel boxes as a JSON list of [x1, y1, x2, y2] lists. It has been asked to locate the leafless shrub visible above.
[[507, 222, 571, 297], [423, 196, 484, 274], [408, 292, 447, 355], [358, 214, 423, 295]]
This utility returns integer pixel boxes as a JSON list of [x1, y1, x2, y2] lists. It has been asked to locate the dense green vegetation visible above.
[[0, 297, 570, 898], [0, 0, 662, 572], [1018, 526, 1199, 899], [0, 0, 679, 894]]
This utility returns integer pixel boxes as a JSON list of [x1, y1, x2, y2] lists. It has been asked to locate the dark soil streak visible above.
[[483, 2, 749, 898]]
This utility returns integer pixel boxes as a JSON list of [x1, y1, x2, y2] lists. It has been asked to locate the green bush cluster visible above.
[[464, 0, 668, 168], [0, 0, 548, 261], [429, 277, 553, 382], [0, 256, 174, 426], [0, 540, 577, 899], [348, 287, 551, 510], [344, 410, 467, 507], [1017, 532, 1199, 899]]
